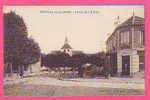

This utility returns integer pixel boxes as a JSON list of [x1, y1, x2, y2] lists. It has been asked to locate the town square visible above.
[[4, 5, 144, 96]]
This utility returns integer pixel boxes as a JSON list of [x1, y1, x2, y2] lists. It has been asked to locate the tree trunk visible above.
[[10, 63, 13, 76], [4, 63, 8, 77], [73, 67, 75, 78], [30, 65, 32, 73], [22, 65, 24, 75], [64, 67, 66, 77], [17, 65, 20, 76], [58, 67, 62, 79]]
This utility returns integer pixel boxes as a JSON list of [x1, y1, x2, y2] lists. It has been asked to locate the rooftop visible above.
[[118, 16, 144, 28], [106, 15, 144, 42]]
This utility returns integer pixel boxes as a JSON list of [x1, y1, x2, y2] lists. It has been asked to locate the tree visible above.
[[43, 52, 69, 69], [21, 38, 41, 65], [4, 11, 28, 75], [4, 11, 41, 75], [87, 53, 104, 66]]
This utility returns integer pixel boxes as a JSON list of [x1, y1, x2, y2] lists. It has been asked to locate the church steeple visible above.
[[61, 36, 72, 49], [65, 36, 68, 44], [61, 36, 72, 56]]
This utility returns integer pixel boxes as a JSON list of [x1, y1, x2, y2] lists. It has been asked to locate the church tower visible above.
[[61, 36, 72, 56]]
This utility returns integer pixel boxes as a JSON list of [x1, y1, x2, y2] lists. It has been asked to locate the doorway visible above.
[[122, 55, 130, 75]]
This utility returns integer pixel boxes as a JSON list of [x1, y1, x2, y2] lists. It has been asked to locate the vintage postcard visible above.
[[3, 5, 145, 96], [0, 0, 150, 100]]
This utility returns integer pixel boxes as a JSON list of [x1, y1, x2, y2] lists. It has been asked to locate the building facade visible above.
[[106, 14, 144, 76]]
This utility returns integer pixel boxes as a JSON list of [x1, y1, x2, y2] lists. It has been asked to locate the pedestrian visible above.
[[20, 66, 24, 79]]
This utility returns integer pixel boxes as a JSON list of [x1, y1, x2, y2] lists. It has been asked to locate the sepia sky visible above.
[[4, 5, 144, 54]]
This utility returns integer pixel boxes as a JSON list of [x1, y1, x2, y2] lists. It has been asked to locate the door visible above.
[[122, 55, 130, 75]]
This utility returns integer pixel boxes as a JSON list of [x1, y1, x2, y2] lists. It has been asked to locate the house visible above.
[[106, 13, 144, 76]]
